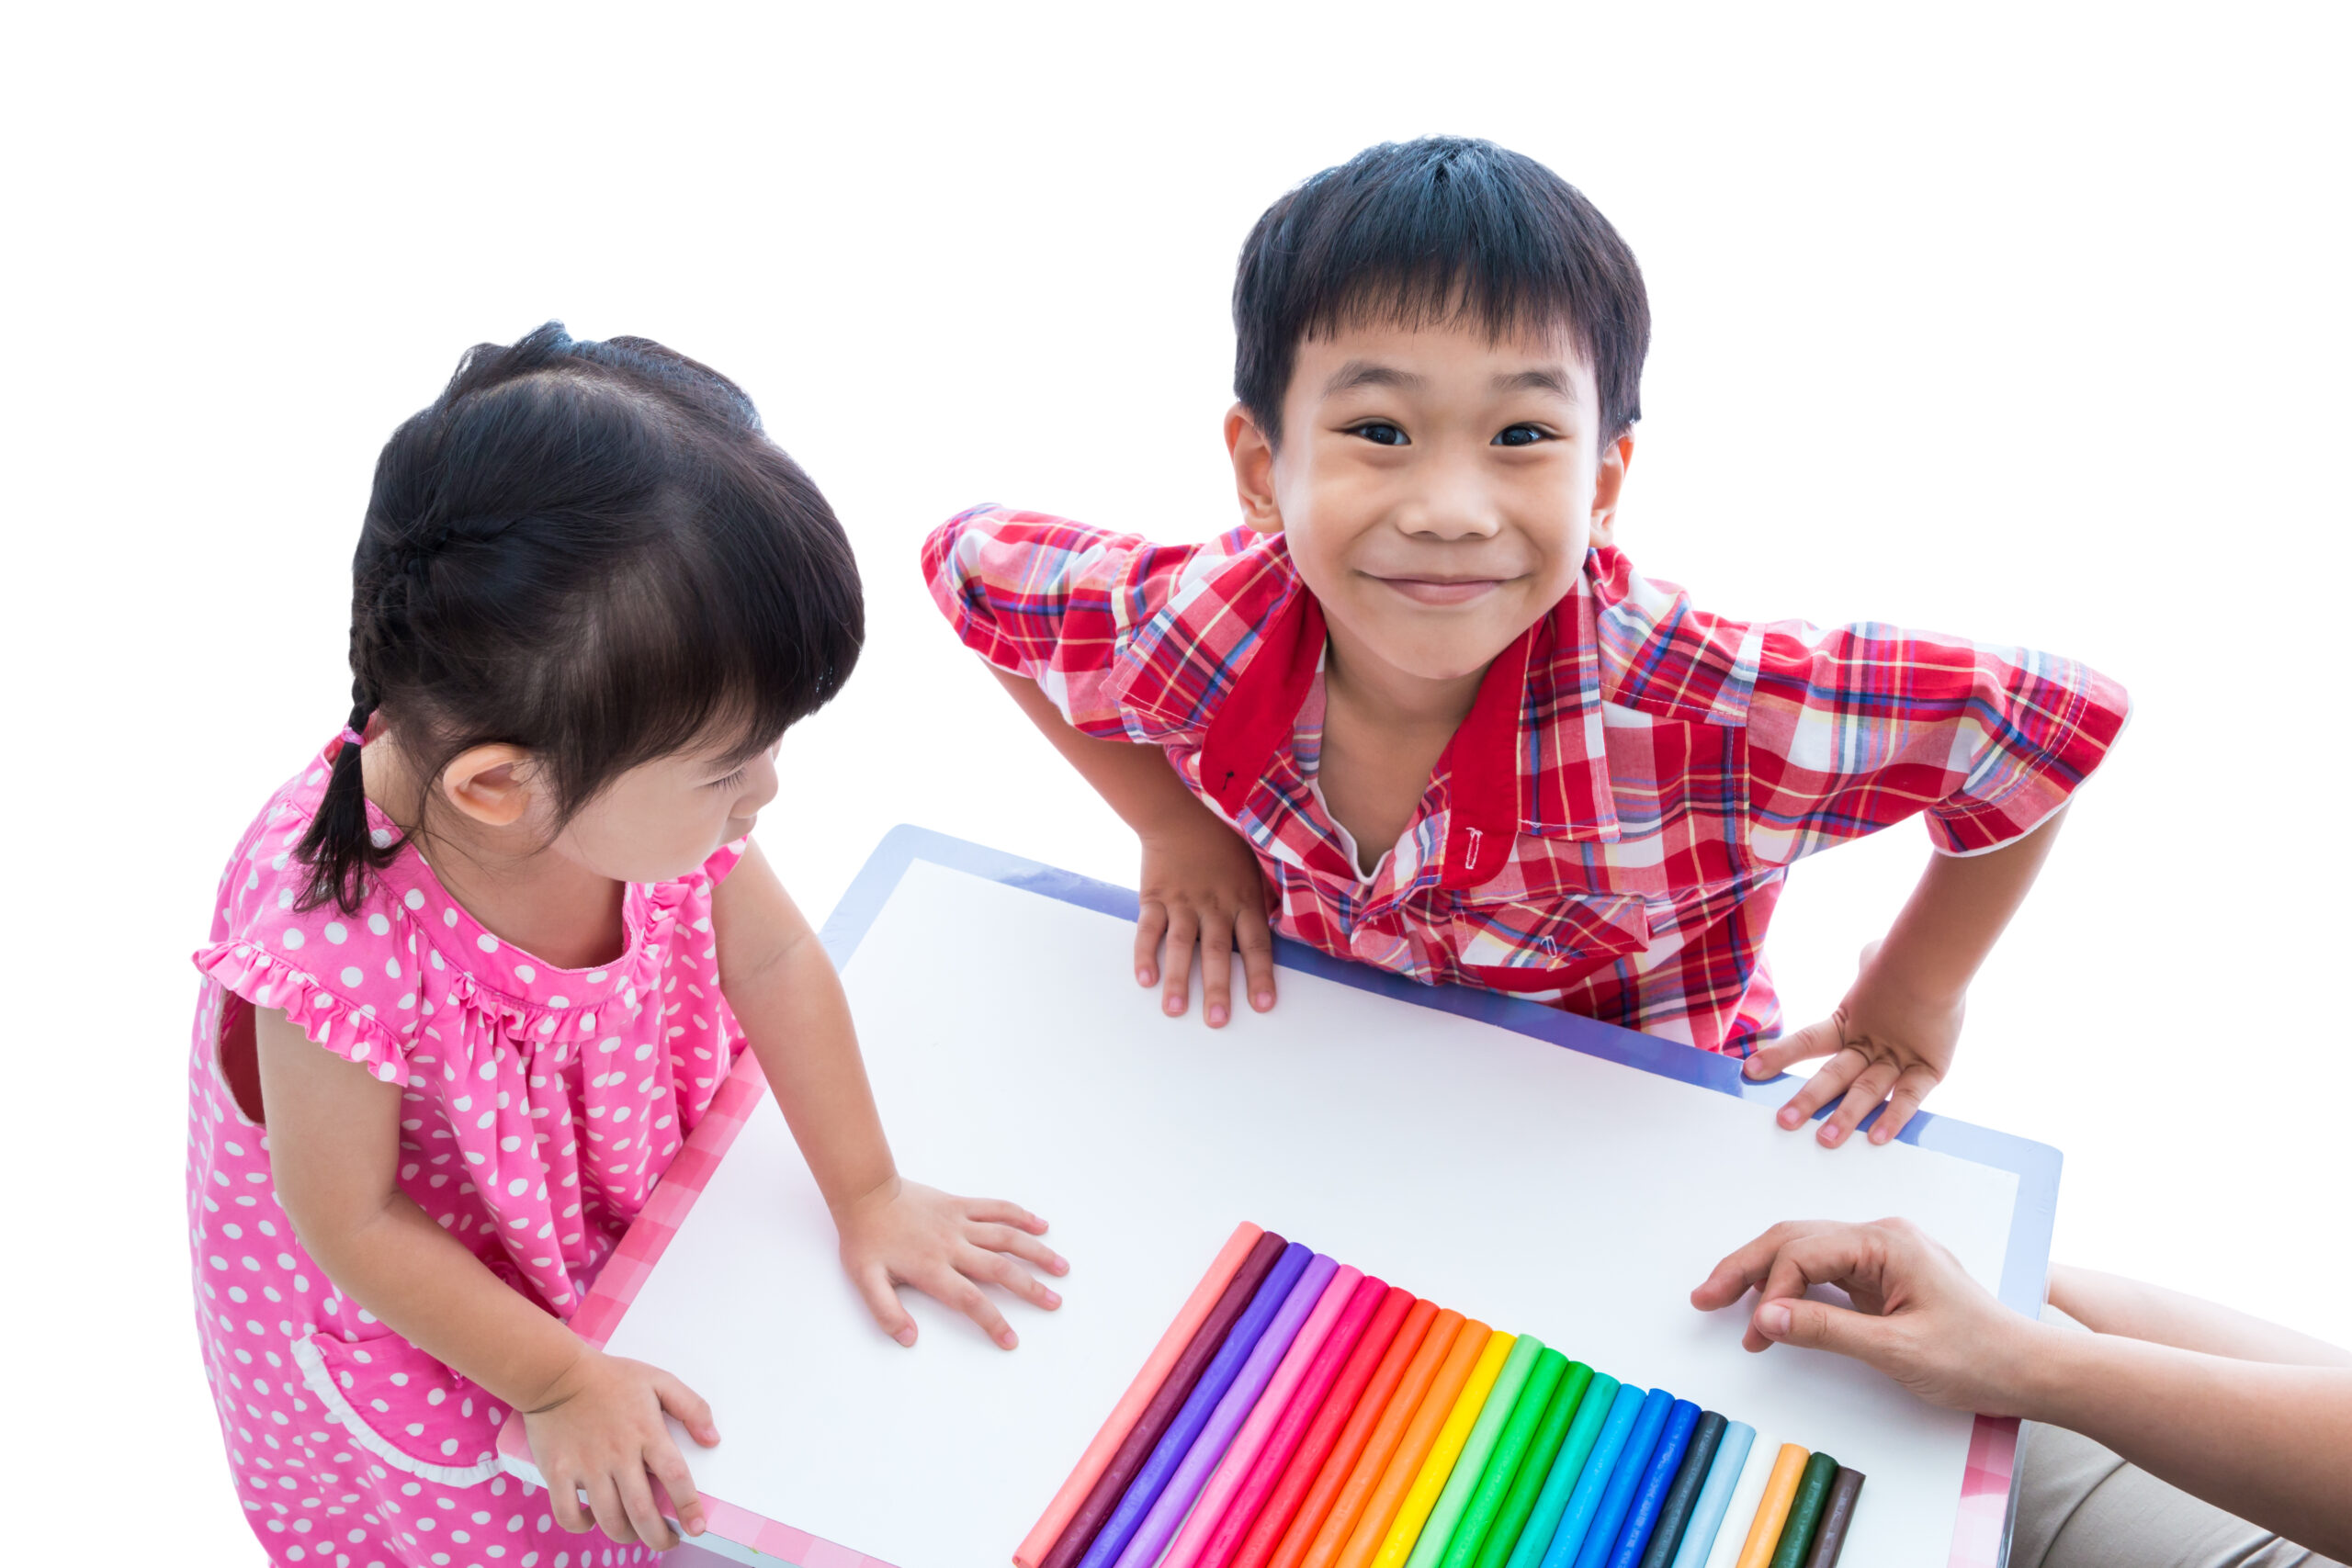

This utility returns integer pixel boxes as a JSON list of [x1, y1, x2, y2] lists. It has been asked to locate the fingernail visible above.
[[1208, 1005, 1227, 1026], [1051, 1255, 1069, 1274], [1044, 1289, 1061, 1306], [894, 1325, 916, 1347], [1820, 1125, 1842, 1145], [1254, 991, 1273, 1010], [1778, 1108, 1799, 1127], [1138, 968, 1154, 985], [1165, 996, 1183, 1015], [1871, 1124, 1892, 1144], [1001, 1331, 1019, 1348], [1758, 1303, 1791, 1337]]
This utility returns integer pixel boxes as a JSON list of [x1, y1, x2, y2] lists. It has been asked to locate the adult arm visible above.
[[1691, 1219, 2352, 1556], [254, 1009, 715, 1548], [710, 840, 1065, 1348]]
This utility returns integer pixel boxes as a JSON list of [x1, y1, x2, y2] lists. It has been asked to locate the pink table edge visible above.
[[493, 1054, 2024, 1568]]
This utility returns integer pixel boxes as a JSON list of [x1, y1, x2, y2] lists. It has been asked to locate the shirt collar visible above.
[[1194, 550, 1620, 892]]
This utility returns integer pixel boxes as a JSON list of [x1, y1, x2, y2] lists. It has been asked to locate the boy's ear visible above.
[[439, 744, 537, 829], [1225, 402, 1284, 534], [1586, 433, 1635, 548]]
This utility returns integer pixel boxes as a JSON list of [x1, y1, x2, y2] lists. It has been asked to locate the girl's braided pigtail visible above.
[[293, 679, 396, 915]]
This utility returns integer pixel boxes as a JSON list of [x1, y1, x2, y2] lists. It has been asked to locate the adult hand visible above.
[[1135, 812, 1278, 1028], [1690, 1217, 2044, 1415]]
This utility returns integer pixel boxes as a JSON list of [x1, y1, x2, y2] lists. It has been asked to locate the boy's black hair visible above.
[[295, 322, 863, 914], [1233, 137, 1649, 445]]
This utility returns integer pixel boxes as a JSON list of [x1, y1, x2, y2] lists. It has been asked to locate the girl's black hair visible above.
[[295, 323, 863, 914]]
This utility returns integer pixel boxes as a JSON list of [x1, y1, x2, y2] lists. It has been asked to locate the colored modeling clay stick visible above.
[[1264, 1296, 1437, 1568], [1116, 1250, 1334, 1568], [1763, 1453, 1838, 1568], [1080, 1242, 1315, 1568], [1502, 1373, 1624, 1568], [1442, 1347, 1568, 1568], [1527, 1381, 1645, 1568], [1205, 1277, 1394, 1568], [1668, 1422, 1753, 1568], [1046, 1232, 1290, 1568], [1297, 1308, 1465, 1568], [1566, 1387, 1674, 1568], [1335, 1319, 1494, 1568], [1164, 1260, 1360, 1568], [1636, 1411, 1725, 1568], [1799, 1470, 1862, 1568], [1021, 1224, 1265, 1568], [1475, 1361, 1594, 1568], [1727, 1446, 1808, 1568], [1408, 1335, 1544, 1568], [1382, 1329, 1521, 1568], [1602, 1399, 1699, 1568], [1697, 1435, 1776, 1568]]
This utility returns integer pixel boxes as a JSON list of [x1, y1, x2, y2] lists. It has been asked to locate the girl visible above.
[[188, 325, 1067, 1568]]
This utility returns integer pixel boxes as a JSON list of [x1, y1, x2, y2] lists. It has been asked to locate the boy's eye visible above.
[[1493, 423, 1553, 447], [1347, 422, 1409, 447]]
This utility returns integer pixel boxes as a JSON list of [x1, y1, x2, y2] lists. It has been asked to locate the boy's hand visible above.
[[835, 1178, 1068, 1350], [524, 1348, 719, 1551], [1744, 941, 1962, 1147], [1690, 1217, 2043, 1414], [1136, 813, 1278, 1028]]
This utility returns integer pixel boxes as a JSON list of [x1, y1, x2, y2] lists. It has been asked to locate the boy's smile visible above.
[[1227, 316, 1632, 702]]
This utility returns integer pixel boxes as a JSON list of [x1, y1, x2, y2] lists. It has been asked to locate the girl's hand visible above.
[[1743, 940, 1962, 1147], [1689, 1217, 2046, 1415], [836, 1179, 1069, 1349], [524, 1348, 719, 1550], [1136, 812, 1279, 1029]]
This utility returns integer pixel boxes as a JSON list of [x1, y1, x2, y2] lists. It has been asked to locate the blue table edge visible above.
[[818, 824, 2062, 1319]]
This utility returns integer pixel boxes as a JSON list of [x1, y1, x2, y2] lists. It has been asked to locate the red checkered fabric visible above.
[[923, 505, 2130, 1055]]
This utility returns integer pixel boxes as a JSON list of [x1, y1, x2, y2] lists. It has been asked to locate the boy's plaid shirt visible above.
[[924, 505, 2130, 1055]]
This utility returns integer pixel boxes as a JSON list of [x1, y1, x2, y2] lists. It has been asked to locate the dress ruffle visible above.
[[194, 938, 411, 1081]]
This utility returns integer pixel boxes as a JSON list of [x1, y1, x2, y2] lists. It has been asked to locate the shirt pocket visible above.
[[1447, 892, 1654, 993]]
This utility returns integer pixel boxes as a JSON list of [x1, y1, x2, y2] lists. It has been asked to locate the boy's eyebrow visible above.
[[1493, 367, 1578, 400], [1323, 359, 1426, 395]]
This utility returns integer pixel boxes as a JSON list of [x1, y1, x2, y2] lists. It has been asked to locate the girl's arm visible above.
[[990, 667, 1278, 1027], [710, 840, 1068, 1349], [254, 1009, 718, 1550], [1692, 1219, 2352, 1557]]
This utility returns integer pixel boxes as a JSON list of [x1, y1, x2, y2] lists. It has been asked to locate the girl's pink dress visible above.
[[188, 743, 748, 1568]]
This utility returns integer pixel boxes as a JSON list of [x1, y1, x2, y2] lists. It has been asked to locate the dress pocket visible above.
[[293, 1330, 509, 1487], [1448, 892, 1654, 993]]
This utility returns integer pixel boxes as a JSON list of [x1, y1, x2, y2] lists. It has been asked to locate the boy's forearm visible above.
[[2049, 1264, 2352, 1368], [989, 668, 1218, 840], [1871, 806, 2069, 1000], [2016, 1324, 2352, 1556]]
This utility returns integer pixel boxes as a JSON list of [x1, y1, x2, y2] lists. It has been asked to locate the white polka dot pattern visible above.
[[187, 745, 748, 1567]]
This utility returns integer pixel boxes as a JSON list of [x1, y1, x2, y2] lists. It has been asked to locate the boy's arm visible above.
[[711, 840, 1066, 1349], [1746, 804, 2068, 1146], [991, 668, 1278, 1028]]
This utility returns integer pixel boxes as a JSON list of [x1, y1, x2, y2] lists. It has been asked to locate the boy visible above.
[[922, 137, 2128, 1148]]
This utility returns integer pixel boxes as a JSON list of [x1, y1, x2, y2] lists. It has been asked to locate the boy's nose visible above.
[[1395, 462, 1505, 541]]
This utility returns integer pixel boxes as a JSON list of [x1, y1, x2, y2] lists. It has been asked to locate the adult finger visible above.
[[614, 1459, 677, 1551], [853, 1261, 917, 1348], [583, 1472, 639, 1546], [1135, 900, 1169, 988], [645, 1434, 708, 1540], [1743, 1018, 1842, 1080], [967, 1221, 1068, 1276], [548, 1472, 594, 1535], [1160, 906, 1199, 1018], [1237, 903, 1278, 1013], [1751, 1294, 1897, 1368], [1818, 1057, 1902, 1148], [1747, 1231, 1883, 1351], [962, 1197, 1050, 1235], [930, 1262, 1018, 1349], [963, 1243, 1063, 1312], [1688, 1220, 1840, 1310], [1775, 1045, 1870, 1131], [1869, 1063, 1944, 1144], [1199, 907, 1237, 1027], [652, 1367, 721, 1449]]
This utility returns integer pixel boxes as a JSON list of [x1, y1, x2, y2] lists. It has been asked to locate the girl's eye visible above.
[[1493, 423, 1553, 447], [1348, 422, 1409, 447], [706, 769, 747, 792]]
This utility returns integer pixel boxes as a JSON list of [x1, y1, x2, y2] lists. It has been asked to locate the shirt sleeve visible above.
[[921, 503, 1177, 739], [1741, 619, 2132, 863]]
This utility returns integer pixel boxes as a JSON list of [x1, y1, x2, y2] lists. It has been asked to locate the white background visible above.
[[4, 4, 2346, 1561]]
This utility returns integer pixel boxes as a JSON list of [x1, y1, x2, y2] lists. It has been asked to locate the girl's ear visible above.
[[440, 744, 537, 828], [1225, 403, 1285, 534], [1586, 433, 1634, 549]]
